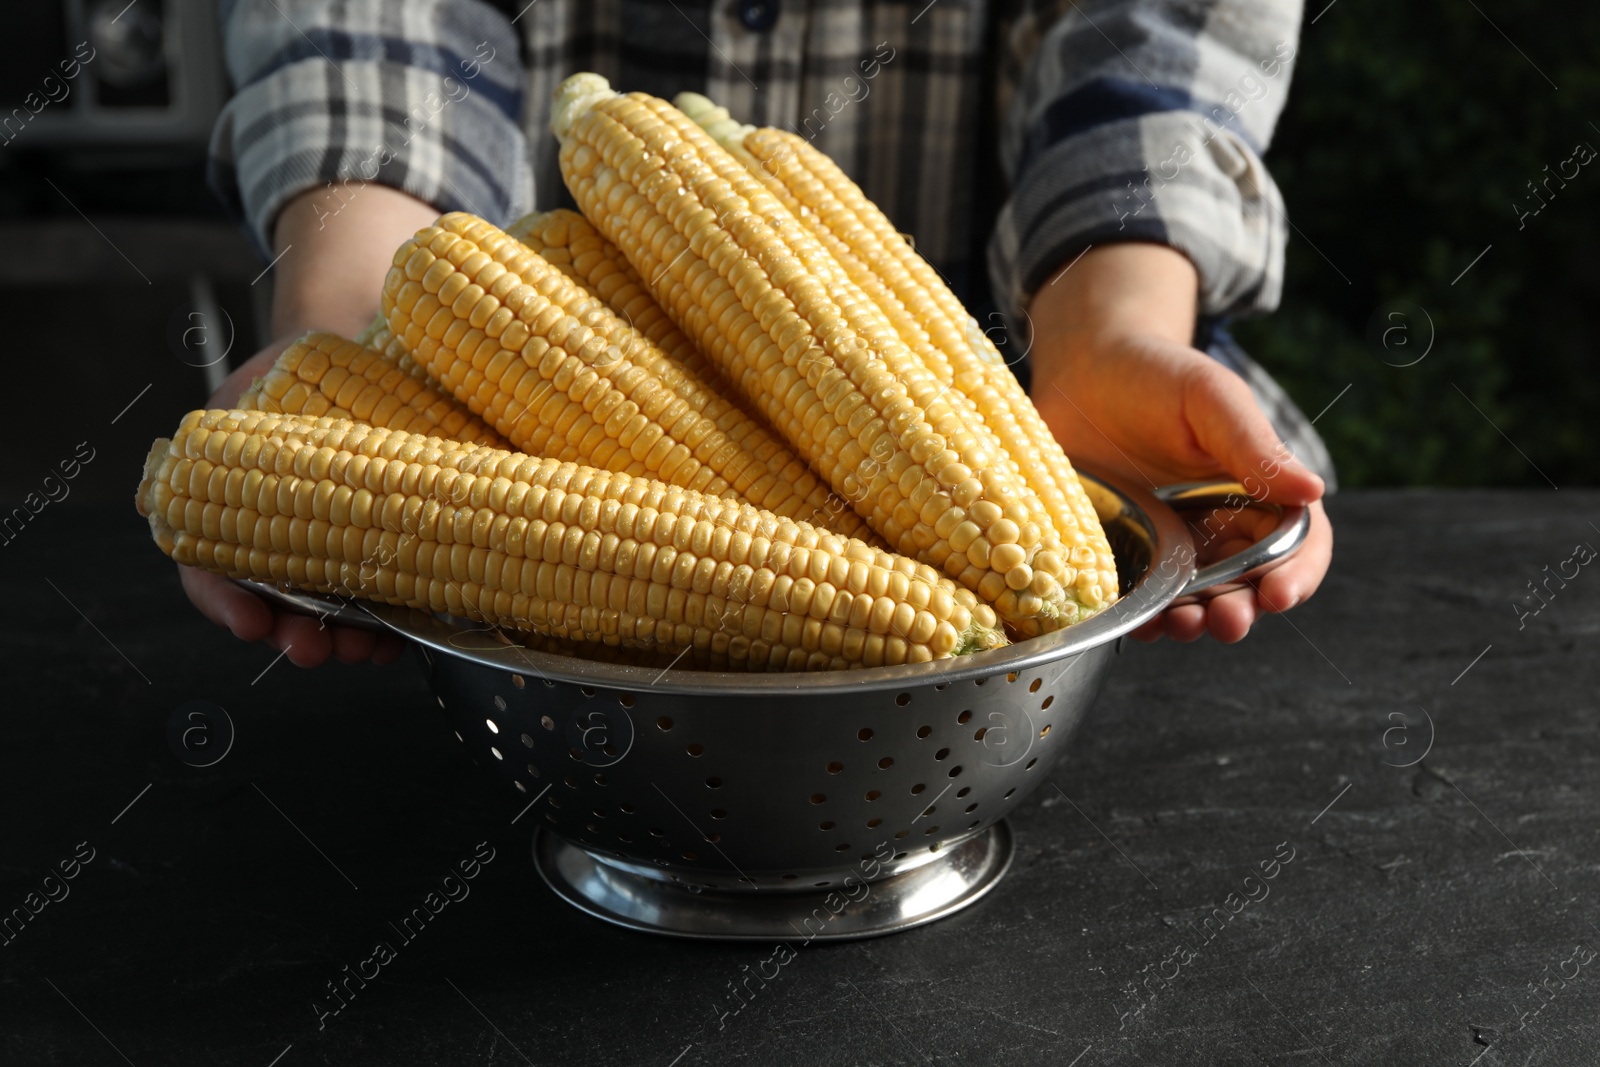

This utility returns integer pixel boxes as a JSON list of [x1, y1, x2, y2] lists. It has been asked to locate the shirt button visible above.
[[738, 0, 780, 31]]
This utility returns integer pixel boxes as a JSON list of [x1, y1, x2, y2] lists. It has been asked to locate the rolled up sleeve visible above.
[[207, 0, 534, 257], [989, 0, 1303, 327]]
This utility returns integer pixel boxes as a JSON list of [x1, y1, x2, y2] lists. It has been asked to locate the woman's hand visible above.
[[177, 184, 438, 667], [1027, 243, 1333, 643]]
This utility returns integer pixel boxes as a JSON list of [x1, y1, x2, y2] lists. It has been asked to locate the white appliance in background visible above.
[[4, 0, 227, 151]]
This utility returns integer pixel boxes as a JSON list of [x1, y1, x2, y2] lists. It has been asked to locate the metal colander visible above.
[[248, 471, 1307, 939]]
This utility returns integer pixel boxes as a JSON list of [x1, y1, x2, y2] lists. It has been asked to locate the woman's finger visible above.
[[179, 566, 274, 643], [331, 626, 378, 664], [1130, 616, 1166, 642], [1255, 501, 1333, 613], [1182, 360, 1325, 506], [1204, 586, 1259, 643], [271, 612, 333, 668], [1162, 603, 1208, 642]]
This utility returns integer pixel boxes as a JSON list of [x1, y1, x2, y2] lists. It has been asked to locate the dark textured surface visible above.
[[3, 490, 1598, 1066]]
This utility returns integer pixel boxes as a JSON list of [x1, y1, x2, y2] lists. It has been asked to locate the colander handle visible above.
[[1152, 480, 1311, 604], [229, 580, 387, 632]]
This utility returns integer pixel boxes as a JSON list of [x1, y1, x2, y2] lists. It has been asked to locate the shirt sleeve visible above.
[[987, 0, 1303, 328], [207, 0, 534, 258]]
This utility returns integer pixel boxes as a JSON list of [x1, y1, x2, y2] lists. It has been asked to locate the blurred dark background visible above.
[[0, 0, 263, 515], [1, 0, 1593, 510], [1236, 1, 1598, 488]]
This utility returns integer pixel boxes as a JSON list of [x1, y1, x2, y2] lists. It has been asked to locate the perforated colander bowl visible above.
[[250, 470, 1306, 939]]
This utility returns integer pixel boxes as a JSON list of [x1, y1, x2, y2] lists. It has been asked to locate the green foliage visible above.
[[1232, 0, 1598, 486]]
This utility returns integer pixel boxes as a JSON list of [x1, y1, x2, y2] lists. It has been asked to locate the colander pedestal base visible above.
[[534, 821, 1014, 941]]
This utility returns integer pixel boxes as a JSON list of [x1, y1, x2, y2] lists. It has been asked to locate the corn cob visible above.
[[677, 97, 961, 387], [552, 75, 1109, 634], [238, 332, 509, 448], [556, 83, 1036, 603], [380, 212, 874, 541], [138, 409, 1004, 671], [677, 98, 1061, 550], [676, 95, 1117, 606], [505, 209, 725, 391], [671, 93, 1122, 612], [355, 317, 431, 383]]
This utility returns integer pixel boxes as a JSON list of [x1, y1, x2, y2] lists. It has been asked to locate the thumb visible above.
[[1184, 362, 1325, 505]]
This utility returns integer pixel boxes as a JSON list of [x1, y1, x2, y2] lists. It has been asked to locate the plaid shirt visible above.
[[210, 0, 1334, 484]]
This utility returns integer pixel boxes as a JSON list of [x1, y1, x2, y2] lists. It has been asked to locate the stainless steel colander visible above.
[[246, 470, 1307, 939]]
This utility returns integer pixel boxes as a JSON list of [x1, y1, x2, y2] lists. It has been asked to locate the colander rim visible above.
[[355, 469, 1197, 694]]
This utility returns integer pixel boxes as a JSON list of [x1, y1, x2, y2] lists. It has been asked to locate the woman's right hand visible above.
[[176, 184, 439, 667], [179, 555, 407, 667]]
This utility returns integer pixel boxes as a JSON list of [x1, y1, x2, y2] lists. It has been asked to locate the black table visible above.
[[5, 491, 1597, 1066]]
